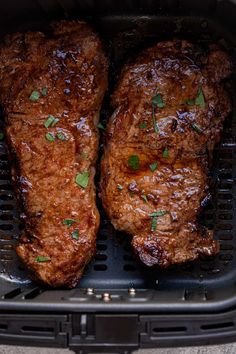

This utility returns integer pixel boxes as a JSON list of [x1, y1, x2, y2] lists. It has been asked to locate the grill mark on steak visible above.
[[101, 39, 232, 268], [0, 21, 108, 287]]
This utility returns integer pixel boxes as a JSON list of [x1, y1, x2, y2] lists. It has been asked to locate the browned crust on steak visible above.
[[0, 21, 108, 287], [101, 39, 231, 268]]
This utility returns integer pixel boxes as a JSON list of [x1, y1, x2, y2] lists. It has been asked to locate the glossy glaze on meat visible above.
[[0, 21, 108, 287], [101, 40, 232, 267]]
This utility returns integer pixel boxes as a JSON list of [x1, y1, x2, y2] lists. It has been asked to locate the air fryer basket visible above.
[[1, 0, 236, 353]]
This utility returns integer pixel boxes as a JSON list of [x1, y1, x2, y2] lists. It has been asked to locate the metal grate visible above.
[[0, 104, 236, 293], [0, 10, 236, 298]]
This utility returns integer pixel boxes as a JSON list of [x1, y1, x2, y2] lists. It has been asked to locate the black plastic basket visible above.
[[1, 1, 236, 353]]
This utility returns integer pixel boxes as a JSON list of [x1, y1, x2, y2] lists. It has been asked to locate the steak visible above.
[[0, 21, 108, 287], [101, 40, 231, 267]]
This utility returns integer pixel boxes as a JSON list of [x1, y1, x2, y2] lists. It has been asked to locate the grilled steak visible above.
[[0, 21, 108, 287], [101, 40, 231, 267]]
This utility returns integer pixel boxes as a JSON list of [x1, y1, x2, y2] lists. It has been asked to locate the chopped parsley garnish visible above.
[[141, 195, 148, 203], [97, 122, 105, 130], [151, 93, 164, 134], [162, 147, 169, 158], [128, 155, 140, 170], [29, 90, 40, 102], [151, 216, 157, 231], [0, 132, 4, 141], [62, 219, 77, 227], [71, 229, 79, 240], [117, 184, 123, 190], [149, 210, 168, 232], [150, 210, 168, 217], [152, 93, 165, 108], [35, 256, 51, 262], [185, 98, 195, 105], [44, 115, 59, 128], [45, 132, 55, 142], [75, 171, 89, 188], [195, 87, 205, 108], [139, 122, 147, 129], [57, 132, 67, 140], [152, 111, 159, 133], [41, 87, 48, 96], [129, 191, 135, 198], [190, 123, 203, 134], [184, 86, 205, 108], [149, 162, 158, 172]]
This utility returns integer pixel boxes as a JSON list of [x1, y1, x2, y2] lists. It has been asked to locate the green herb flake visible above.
[[195, 87, 205, 108], [149, 210, 168, 232], [141, 194, 148, 203], [185, 98, 195, 106], [0, 132, 4, 141], [71, 229, 79, 240], [57, 132, 67, 140], [151, 93, 165, 134], [184, 86, 205, 108], [151, 216, 157, 232], [41, 87, 48, 96], [97, 122, 105, 130], [149, 162, 158, 172], [62, 219, 77, 227], [128, 155, 140, 170], [152, 108, 159, 133], [190, 123, 203, 134], [29, 90, 40, 102], [149, 210, 168, 217], [117, 184, 123, 191], [35, 256, 51, 263], [50, 117, 59, 127], [139, 122, 147, 129], [152, 93, 165, 108], [44, 115, 59, 128], [129, 191, 135, 198], [45, 132, 55, 142], [75, 171, 89, 189], [162, 147, 169, 158]]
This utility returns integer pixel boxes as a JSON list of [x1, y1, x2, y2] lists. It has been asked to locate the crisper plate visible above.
[[1, 118, 236, 292], [0, 2, 236, 314]]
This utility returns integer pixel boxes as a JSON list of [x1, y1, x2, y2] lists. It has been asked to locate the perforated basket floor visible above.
[[1, 118, 236, 291], [0, 5, 236, 313]]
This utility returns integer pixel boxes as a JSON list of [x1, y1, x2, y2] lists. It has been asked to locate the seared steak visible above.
[[101, 40, 231, 267], [0, 21, 108, 287]]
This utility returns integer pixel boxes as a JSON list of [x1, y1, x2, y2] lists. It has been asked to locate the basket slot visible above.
[[0, 323, 7, 331], [152, 326, 187, 334], [3, 288, 22, 299], [219, 233, 233, 240], [0, 224, 13, 231], [96, 244, 107, 251], [220, 244, 234, 251], [94, 254, 107, 261], [123, 264, 137, 272], [0, 244, 13, 251], [93, 264, 107, 271], [201, 322, 234, 331], [21, 325, 54, 333], [0, 204, 13, 211], [23, 288, 41, 300], [0, 194, 13, 201]]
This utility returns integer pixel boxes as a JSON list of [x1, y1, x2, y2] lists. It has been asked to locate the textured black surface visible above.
[[0, 0, 235, 310], [1, 10, 236, 293], [1, 1, 236, 351], [1, 121, 236, 292]]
